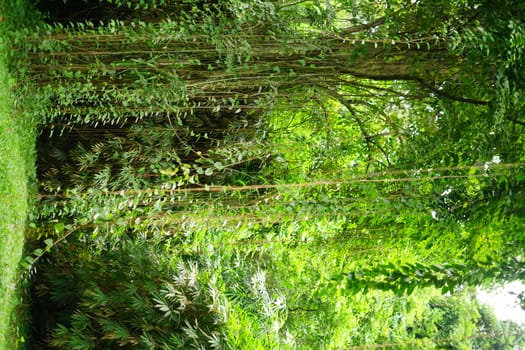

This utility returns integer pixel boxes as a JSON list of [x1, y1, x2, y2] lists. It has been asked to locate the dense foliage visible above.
[[7, 0, 525, 348]]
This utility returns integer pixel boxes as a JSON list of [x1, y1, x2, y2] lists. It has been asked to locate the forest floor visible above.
[[0, 3, 36, 348]]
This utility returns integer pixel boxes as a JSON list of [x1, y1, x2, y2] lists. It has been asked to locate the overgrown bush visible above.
[[30, 233, 224, 349]]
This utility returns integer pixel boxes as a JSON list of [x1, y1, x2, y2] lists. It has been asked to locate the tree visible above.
[[25, 0, 525, 299], [17, 0, 521, 191], [23, 0, 523, 132], [404, 291, 525, 350], [17, 0, 525, 348]]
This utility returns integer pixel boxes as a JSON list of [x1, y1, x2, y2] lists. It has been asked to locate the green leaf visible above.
[[331, 273, 345, 282], [54, 222, 65, 233], [406, 284, 416, 295], [33, 248, 43, 257], [432, 264, 445, 271]]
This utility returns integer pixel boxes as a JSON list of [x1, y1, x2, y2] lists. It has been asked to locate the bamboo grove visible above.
[[8, 0, 525, 348]]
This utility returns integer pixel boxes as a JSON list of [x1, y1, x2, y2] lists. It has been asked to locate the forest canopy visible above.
[[4, 0, 525, 348]]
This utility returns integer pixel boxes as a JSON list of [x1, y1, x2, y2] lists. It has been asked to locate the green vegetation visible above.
[[1, 0, 525, 348], [0, 2, 37, 348], [0, 43, 26, 350]]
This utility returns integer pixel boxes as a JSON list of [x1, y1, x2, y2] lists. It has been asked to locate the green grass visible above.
[[0, 2, 38, 348]]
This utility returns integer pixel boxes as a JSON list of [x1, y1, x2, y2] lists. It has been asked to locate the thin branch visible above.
[[27, 224, 87, 270], [413, 78, 490, 106], [340, 79, 417, 99], [275, 0, 311, 10], [315, 85, 375, 172], [368, 138, 392, 167], [339, 17, 386, 36], [345, 71, 490, 105], [338, 1, 420, 37]]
